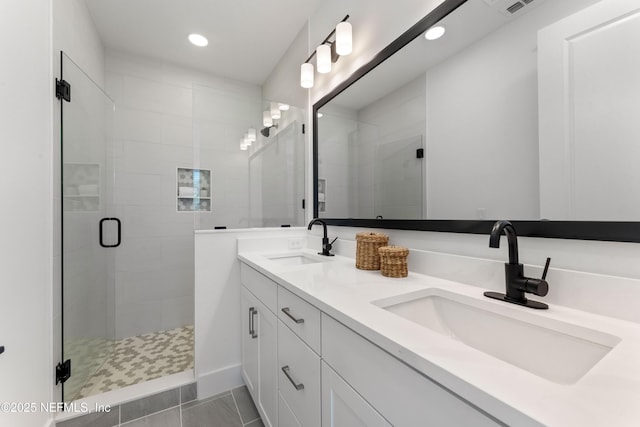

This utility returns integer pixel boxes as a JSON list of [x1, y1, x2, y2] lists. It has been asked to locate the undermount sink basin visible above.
[[266, 253, 332, 266], [373, 289, 620, 384]]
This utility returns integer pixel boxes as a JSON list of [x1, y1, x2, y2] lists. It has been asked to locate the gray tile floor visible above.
[[123, 387, 264, 427], [57, 385, 263, 427]]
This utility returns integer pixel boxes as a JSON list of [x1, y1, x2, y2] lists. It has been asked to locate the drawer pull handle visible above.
[[281, 365, 304, 390], [250, 307, 258, 339], [281, 307, 304, 324]]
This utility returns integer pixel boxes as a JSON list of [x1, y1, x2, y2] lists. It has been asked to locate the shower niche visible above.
[[63, 163, 100, 212], [177, 167, 211, 212]]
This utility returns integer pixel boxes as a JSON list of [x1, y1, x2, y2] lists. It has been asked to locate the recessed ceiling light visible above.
[[188, 33, 208, 47], [424, 26, 445, 41]]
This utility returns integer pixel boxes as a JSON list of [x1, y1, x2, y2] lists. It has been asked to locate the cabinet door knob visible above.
[[281, 307, 304, 324], [281, 365, 304, 391]]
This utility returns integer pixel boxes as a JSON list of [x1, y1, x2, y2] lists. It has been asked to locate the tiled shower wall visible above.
[[105, 50, 261, 338]]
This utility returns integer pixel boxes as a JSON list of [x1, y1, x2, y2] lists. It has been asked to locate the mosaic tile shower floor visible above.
[[75, 325, 194, 400]]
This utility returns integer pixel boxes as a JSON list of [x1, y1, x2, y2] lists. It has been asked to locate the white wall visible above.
[[316, 105, 358, 217], [0, 1, 53, 426], [423, 1, 590, 220], [105, 50, 262, 338], [262, 23, 309, 110], [357, 75, 426, 218], [194, 228, 308, 399]]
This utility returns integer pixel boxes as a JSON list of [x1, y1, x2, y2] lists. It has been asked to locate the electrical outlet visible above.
[[288, 238, 304, 250]]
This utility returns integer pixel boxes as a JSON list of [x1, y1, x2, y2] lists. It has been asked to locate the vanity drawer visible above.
[[278, 320, 321, 427], [240, 262, 277, 313], [278, 286, 321, 354], [321, 314, 502, 427]]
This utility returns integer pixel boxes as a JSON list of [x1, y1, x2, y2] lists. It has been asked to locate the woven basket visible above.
[[378, 246, 409, 278], [355, 232, 389, 270]]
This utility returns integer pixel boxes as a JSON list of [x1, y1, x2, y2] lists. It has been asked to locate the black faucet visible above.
[[484, 220, 551, 310], [307, 218, 336, 256]]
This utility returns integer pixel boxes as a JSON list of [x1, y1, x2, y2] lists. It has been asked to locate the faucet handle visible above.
[[541, 257, 551, 280]]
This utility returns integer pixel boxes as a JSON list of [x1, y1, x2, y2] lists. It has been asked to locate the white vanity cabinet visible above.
[[277, 283, 322, 426], [241, 265, 279, 427], [321, 361, 391, 427], [322, 315, 502, 427], [240, 260, 503, 427]]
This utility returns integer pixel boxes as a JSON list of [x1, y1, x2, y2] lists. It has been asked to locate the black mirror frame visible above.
[[312, 0, 640, 243]]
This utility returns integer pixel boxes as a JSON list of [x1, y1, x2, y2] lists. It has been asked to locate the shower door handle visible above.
[[99, 218, 121, 248]]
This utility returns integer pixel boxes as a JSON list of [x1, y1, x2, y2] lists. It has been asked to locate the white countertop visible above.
[[238, 248, 640, 427]]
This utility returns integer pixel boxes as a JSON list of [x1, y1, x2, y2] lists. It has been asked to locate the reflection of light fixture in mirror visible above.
[[270, 102, 281, 119], [244, 133, 252, 147], [335, 22, 352, 55], [240, 138, 248, 151], [300, 15, 350, 88], [188, 33, 208, 47], [317, 112, 323, 118], [424, 26, 445, 40], [279, 103, 290, 111], [263, 110, 273, 127], [248, 128, 257, 141], [317, 44, 332, 74]]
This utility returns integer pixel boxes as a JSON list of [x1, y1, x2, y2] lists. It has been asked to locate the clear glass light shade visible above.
[[317, 44, 332, 74], [278, 103, 290, 111], [248, 128, 257, 141], [270, 102, 281, 119], [425, 26, 445, 41], [300, 63, 314, 88], [263, 110, 273, 127], [244, 136, 252, 146], [240, 138, 248, 150], [335, 22, 352, 56]]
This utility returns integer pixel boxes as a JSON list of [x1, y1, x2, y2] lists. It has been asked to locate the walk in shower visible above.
[[59, 52, 305, 402], [59, 53, 194, 401]]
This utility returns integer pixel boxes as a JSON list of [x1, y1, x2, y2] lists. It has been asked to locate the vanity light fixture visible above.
[[241, 102, 287, 150], [300, 63, 314, 88], [335, 22, 352, 55], [270, 102, 281, 120], [247, 128, 257, 142], [263, 110, 273, 127], [300, 15, 351, 88], [424, 26, 445, 41], [188, 33, 208, 47], [317, 44, 332, 74]]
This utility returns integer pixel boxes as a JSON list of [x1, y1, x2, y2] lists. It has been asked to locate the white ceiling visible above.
[[84, 0, 322, 85]]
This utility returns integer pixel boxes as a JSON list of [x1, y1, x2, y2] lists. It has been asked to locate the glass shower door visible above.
[[60, 53, 117, 401]]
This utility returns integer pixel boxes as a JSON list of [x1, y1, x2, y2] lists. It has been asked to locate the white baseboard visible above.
[[197, 363, 243, 400]]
